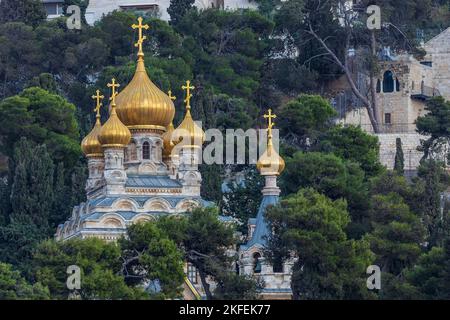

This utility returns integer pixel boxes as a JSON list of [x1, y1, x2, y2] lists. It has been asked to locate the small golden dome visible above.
[[81, 117, 103, 157], [98, 80, 131, 148], [257, 109, 285, 175], [173, 81, 205, 147], [174, 108, 205, 147], [257, 142, 285, 176]]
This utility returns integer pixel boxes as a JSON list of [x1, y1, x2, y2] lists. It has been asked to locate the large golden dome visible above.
[[257, 109, 285, 176], [115, 18, 175, 131], [98, 80, 131, 148], [81, 116, 103, 157]]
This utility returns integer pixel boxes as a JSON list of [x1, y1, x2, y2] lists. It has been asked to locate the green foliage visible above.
[[0, 0, 46, 27], [416, 96, 450, 160], [394, 138, 405, 175], [158, 207, 259, 299], [32, 238, 148, 300], [266, 188, 375, 299], [168, 0, 195, 26], [120, 222, 185, 299], [0, 87, 80, 167], [278, 95, 337, 149], [0, 262, 49, 300], [281, 152, 370, 238], [318, 125, 383, 177], [222, 167, 264, 235], [365, 193, 425, 275]]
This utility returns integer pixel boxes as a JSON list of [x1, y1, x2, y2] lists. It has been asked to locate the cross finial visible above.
[[92, 90, 104, 117], [264, 109, 277, 135], [107, 78, 120, 106], [132, 17, 150, 56], [168, 90, 176, 101], [182, 80, 195, 110]]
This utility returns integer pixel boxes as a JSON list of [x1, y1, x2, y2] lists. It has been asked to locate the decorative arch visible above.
[[176, 199, 200, 212], [132, 213, 156, 224], [127, 140, 138, 161], [144, 198, 172, 212], [112, 198, 139, 211], [99, 213, 126, 228]]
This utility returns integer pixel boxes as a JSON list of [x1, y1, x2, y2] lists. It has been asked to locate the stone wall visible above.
[[376, 133, 425, 171]]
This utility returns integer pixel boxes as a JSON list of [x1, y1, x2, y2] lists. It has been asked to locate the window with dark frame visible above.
[[142, 141, 150, 160], [385, 113, 392, 124], [187, 264, 198, 284]]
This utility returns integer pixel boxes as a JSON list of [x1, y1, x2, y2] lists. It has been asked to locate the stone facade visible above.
[[84, 0, 257, 24], [337, 28, 450, 171]]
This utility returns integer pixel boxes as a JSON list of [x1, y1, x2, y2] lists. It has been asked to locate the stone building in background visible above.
[[333, 27, 450, 174]]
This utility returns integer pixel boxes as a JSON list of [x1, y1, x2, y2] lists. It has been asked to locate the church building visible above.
[[56, 17, 292, 299]]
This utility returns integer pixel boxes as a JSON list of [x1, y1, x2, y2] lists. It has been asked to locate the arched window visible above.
[[129, 141, 137, 161], [253, 252, 262, 274], [142, 141, 150, 160], [383, 70, 394, 93], [376, 79, 381, 93]]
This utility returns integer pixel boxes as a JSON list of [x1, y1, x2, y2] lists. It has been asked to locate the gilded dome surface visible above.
[[81, 117, 103, 157], [98, 80, 131, 148], [115, 57, 175, 131], [257, 109, 285, 176]]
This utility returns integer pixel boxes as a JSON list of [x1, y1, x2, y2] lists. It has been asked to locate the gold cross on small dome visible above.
[[92, 90, 104, 117], [182, 80, 195, 109], [107, 78, 120, 106]]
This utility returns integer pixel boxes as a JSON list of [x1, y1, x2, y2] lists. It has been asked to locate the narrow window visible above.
[[187, 263, 198, 284], [383, 71, 394, 93], [143, 141, 150, 160], [385, 113, 392, 124], [253, 252, 262, 274], [396, 78, 400, 92], [376, 79, 381, 93]]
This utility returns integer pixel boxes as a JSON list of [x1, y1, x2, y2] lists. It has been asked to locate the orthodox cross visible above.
[[107, 78, 120, 106], [182, 80, 195, 109], [132, 17, 150, 55], [168, 90, 176, 101], [264, 109, 277, 136], [92, 90, 104, 117]]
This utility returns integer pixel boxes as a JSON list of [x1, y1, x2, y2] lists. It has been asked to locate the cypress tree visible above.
[[394, 137, 404, 175]]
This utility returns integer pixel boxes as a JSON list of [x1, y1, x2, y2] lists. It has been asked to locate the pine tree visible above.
[[394, 137, 405, 175], [167, 0, 195, 26]]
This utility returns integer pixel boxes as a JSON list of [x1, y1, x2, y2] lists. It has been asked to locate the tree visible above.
[[266, 188, 375, 299], [365, 193, 424, 276], [32, 238, 148, 300], [0, 262, 49, 300], [168, 0, 195, 26], [0, 87, 80, 168], [9, 139, 54, 233], [278, 95, 337, 149], [158, 207, 259, 299], [394, 138, 405, 175], [0, 0, 46, 27], [119, 222, 185, 299], [222, 167, 264, 235], [416, 96, 450, 161], [414, 160, 450, 248], [318, 125, 383, 177], [281, 152, 370, 238]]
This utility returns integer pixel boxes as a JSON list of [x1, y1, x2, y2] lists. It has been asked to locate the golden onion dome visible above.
[[98, 105, 131, 148], [256, 141, 285, 176], [98, 79, 131, 148], [81, 116, 103, 157], [257, 109, 285, 176], [115, 23, 175, 131]]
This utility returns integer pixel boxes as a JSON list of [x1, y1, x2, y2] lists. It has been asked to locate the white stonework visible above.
[[84, 0, 257, 24]]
